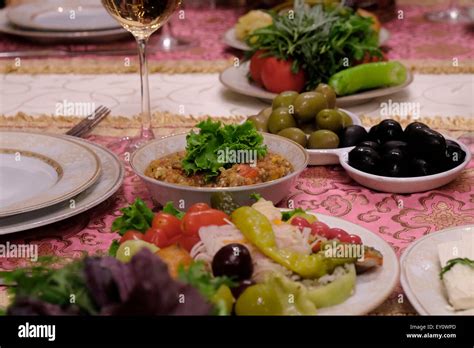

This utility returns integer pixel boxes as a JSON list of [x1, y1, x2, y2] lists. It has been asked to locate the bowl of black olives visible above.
[[248, 88, 364, 166], [338, 120, 470, 193]]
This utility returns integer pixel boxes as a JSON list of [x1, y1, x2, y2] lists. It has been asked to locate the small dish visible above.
[[130, 133, 309, 207], [338, 136, 471, 193], [400, 225, 474, 315], [219, 61, 414, 107]]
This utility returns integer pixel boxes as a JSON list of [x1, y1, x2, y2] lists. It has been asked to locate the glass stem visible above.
[[136, 37, 154, 140]]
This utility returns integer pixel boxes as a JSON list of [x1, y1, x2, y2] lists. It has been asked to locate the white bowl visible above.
[[306, 109, 361, 166], [130, 133, 309, 207], [339, 136, 471, 193]]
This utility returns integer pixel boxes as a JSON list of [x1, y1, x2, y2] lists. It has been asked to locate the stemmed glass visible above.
[[425, 0, 472, 23], [101, 0, 182, 152]]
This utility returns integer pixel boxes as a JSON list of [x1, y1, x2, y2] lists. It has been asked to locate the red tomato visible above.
[[186, 203, 211, 214], [144, 227, 179, 248], [261, 57, 305, 93], [312, 240, 322, 253], [119, 230, 144, 244], [310, 221, 331, 239], [179, 235, 201, 252], [237, 164, 259, 179], [330, 228, 349, 241], [291, 217, 311, 231], [250, 50, 268, 85], [182, 209, 230, 237], [152, 213, 182, 240], [339, 233, 362, 245]]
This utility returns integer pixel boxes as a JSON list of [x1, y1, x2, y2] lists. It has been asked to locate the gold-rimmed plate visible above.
[[0, 131, 101, 217]]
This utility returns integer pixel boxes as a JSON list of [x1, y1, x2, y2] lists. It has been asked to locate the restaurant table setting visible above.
[[0, 0, 473, 318]]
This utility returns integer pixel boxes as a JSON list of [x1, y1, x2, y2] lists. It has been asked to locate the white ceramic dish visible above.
[[131, 132, 308, 207], [0, 136, 124, 235], [400, 225, 474, 315], [0, 131, 101, 217], [338, 136, 471, 193], [292, 210, 399, 315], [0, 10, 129, 44], [219, 61, 414, 107], [7, 0, 121, 32], [223, 27, 391, 51]]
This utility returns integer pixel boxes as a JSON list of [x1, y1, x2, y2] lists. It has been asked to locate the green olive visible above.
[[268, 107, 296, 134], [338, 109, 353, 127], [272, 91, 299, 109], [308, 130, 340, 149], [315, 83, 337, 109], [248, 115, 268, 132], [235, 284, 283, 315], [299, 121, 317, 135], [258, 106, 272, 120], [294, 92, 328, 123], [277, 127, 308, 147], [315, 109, 344, 133]]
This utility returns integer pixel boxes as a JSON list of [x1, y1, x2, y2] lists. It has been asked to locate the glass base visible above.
[[108, 128, 154, 158], [425, 7, 472, 23], [154, 35, 197, 52]]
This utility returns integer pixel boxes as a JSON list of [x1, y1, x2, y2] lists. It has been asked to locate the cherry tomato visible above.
[[182, 209, 230, 237], [310, 221, 331, 239], [312, 240, 322, 253], [330, 228, 349, 241], [250, 50, 268, 85], [261, 57, 305, 93], [178, 235, 201, 253], [186, 203, 211, 214], [237, 164, 259, 179], [290, 216, 311, 231], [152, 213, 182, 240], [339, 233, 362, 245], [119, 230, 144, 244], [144, 227, 180, 248]]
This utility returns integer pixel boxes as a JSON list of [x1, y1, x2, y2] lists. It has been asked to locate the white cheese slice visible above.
[[437, 240, 462, 267]]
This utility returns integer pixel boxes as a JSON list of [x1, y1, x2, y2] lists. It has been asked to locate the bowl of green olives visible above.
[[248, 86, 364, 165], [338, 120, 471, 193]]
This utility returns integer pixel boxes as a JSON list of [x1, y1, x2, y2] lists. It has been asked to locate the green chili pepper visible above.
[[231, 207, 355, 278], [328, 61, 407, 96]]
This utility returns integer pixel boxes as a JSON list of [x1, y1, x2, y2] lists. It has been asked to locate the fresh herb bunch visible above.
[[247, 0, 381, 89], [111, 198, 154, 235], [182, 119, 267, 181]]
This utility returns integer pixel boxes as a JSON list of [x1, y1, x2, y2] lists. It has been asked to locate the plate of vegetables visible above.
[[219, 2, 412, 106], [106, 195, 398, 315]]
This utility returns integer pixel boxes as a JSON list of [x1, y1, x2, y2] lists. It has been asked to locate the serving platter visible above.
[[7, 0, 121, 32], [223, 27, 391, 51], [0, 136, 124, 235], [0, 10, 129, 44], [285, 210, 400, 315], [219, 61, 414, 107], [0, 132, 101, 218], [400, 225, 474, 315]]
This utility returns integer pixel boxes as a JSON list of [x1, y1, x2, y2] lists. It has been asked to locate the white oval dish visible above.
[[400, 225, 474, 315], [338, 136, 471, 193], [130, 133, 308, 207]]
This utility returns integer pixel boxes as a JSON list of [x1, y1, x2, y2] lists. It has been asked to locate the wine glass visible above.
[[101, 0, 182, 152], [425, 0, 472, 23]]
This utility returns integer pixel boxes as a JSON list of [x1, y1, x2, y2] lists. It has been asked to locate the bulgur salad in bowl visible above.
[[130, 119, 309, 207]]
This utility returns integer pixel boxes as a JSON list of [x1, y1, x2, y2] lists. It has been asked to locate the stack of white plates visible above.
[[0, 0, 129, 43], [0, 131, 124, 235]]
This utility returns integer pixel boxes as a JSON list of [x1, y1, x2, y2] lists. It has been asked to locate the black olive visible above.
[[404, 122, 428, 140], [374, 119, 403, 143], [410, 158, 434, 177], [407, 127, 446, 161], [381, 148, 407, 177], [359, 140, 380, 151], [348, 146, 381, 175], [230, 279, 255, 299], [380, 140, 410, 155], [446, 139, 461, 149], [340, 125, 368, 147], [368, 124, 380, 143], [443, 145, 466, 170], [212, 243, 253, 281]]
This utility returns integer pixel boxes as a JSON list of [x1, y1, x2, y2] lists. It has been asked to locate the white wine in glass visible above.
[[102, 0, 182, 152]]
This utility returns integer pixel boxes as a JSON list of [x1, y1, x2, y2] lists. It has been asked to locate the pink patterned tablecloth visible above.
[[1, 5, 473, 61]]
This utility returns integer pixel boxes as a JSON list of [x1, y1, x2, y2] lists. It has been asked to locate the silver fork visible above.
[[65, 106, 111, 138]]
